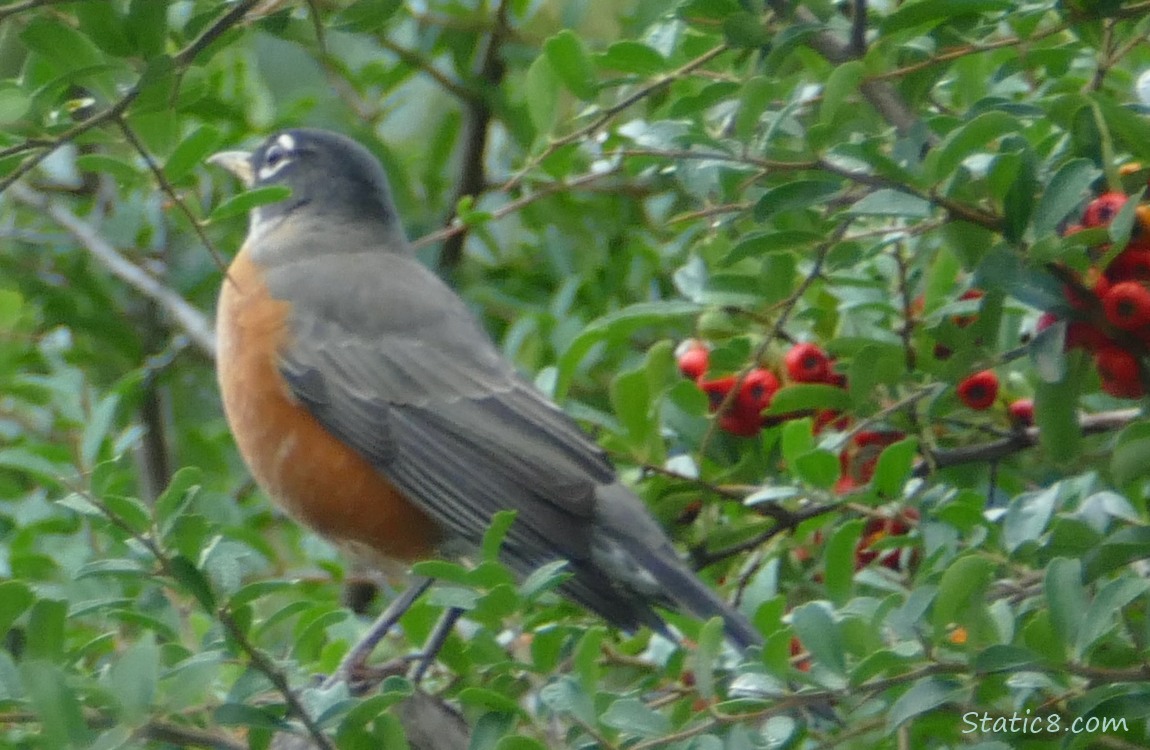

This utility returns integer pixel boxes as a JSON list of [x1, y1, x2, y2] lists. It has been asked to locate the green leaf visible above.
[[0, 288, 22, 330], [457, 687, 523, 716], [754, 180, 842, 220], [927, 111, 1020, 181], [0, 581, 34, 637], [126, 0, 167, 57], [21, 661, 92, 748], [108, 633, 159, 722], [481, 510, 518, 561], [871, 439, 918, 498], [543, 31, 597, 101], [1032, 158, 1098, 236], [848, 189, 933, 218], [556, 301, 703, 398], [736, 76, 773, 141], [780, 418, 815, 467], [75, 154, 140, 183], [0, 447, 64, 485], [882, 0, 1010, 33], [1034, 372, 1081, 462], [1111, 421, 1150, 486], [207, 185, 292, 223], [820, 61, 864, 125], [0, 84, 30, 124], [792, 602, 844, 674], [25, 599, 66, 661], [766, 384, 851, 415], [80, 392, 119, 469], [155, 466, 204, 539], [539, 676, 596, 726], [1003, 483, 1061, 552], [525, 55, 561, 135], [722, 12, 770, 47], [693, 616, 723, 699], [1076, 577, 1149, 658], [848, 344, 904, 402], [610, 368, 651, 442], [165, 125, 223, 183], [572, 627, 603, 698], [21, 17, 107, 73], [793, 450, 841, 489], [1083, 527, 1150, 580], [597, 41, 666, 76], [519, 560, 570, 600], [1044, 557, 1086, 655], [1028, 320, 1067, 383], [169, 555, 216, 611], [825, 520, 863, 606], [334, 0, 403, 31], [932, 555, 994, 632], [886, 676, 965, 731], [601, 697, 671, 737]]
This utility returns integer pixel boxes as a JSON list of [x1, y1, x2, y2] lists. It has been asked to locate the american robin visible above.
[[209, 128, 761, 650]]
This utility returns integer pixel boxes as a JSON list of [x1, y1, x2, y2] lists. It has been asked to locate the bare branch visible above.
[[8, 183, 217, 358]]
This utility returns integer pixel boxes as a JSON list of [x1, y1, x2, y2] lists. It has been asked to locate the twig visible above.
[[412, 167, 619, 250], [437, 0, 510, 273], [500, 43, 730, 195], [114, 118, 231, 277], [916, 407, 1143, 475], [0, 0, 261, 196], [0, 0, 99, 22], [8, 183, 217, 357]]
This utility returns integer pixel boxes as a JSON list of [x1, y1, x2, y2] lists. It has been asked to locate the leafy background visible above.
[[2, 0, 1150, 748]]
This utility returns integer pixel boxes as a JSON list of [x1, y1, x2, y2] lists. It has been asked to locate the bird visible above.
[[208, 127, 762, 652]]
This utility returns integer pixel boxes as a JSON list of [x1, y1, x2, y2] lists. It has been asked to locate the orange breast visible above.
[[216, 247, 442, 572]]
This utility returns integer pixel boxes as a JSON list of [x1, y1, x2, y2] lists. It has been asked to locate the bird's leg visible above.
[[324, 576, 434, 689], [409, 606, 464, 684]]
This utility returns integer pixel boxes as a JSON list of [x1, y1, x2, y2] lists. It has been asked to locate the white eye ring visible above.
[[257, 133, 295, 180]]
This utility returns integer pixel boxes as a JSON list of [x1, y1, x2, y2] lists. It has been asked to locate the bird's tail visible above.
[[627, 542, 763, 651]]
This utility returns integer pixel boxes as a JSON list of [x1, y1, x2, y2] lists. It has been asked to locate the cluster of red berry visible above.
[[675, 340, 841, 437], [1039, 190, 1150, 398]]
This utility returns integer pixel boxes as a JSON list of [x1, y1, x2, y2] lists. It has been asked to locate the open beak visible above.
[[207, 150, 254, 187]]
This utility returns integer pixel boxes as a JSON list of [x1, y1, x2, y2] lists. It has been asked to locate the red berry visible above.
[[956, 370, 999, 410], [1106, 248, 1150, 282], [675, 340, 710, 380], [1065, 321, 1111, 351], [1103, 281, 1150, 331], [1083, 192, 1128, 228], [853, 430, 905, 448], [699, 376, 736, 412], [1095, 345, 1145, 399], [719, 411, 763, 437], [1008, 399, 1035, 426], [736, 368, 780, 415], [784, 342, 831, 383]]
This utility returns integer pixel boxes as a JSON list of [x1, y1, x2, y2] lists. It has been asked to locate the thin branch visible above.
[[501, 43, 730, 195], [916, 407, 1143, 475], [0, 0, 261, 196], [412, 167, 619, 250], [8, 183, 216, 357], [0, 0, 99, 22], [437, 0, 510, 273], [115, 118, 231, 277]]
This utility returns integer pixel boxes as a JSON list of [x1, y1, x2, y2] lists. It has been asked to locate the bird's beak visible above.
[[207, 150, 254, 187]]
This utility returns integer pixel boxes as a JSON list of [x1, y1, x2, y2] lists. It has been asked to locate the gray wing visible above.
[[267, 252, 669, 626]]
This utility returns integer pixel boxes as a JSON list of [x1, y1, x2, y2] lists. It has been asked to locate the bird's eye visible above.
[[257, 135, 296, 180], [265, 144, 286, 167]]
